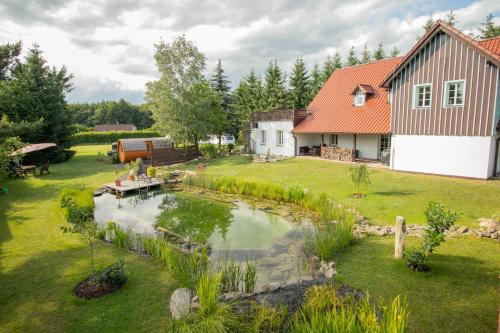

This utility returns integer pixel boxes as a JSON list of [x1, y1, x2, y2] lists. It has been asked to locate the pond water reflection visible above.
[[94, 190, 314, 285]]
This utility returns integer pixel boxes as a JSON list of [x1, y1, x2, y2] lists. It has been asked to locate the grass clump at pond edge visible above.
[[101, 222, 209, 290], [184, 174, 356, 224], [303, 219, 355, 261], [290, 284, 408, 333]]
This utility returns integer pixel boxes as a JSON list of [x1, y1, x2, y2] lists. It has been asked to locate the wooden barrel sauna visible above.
[[117, 138, 171, 163]]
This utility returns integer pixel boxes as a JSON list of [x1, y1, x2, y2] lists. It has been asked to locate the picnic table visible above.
[[20, 165, 37, 176]]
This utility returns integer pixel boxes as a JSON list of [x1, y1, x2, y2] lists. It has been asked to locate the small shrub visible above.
[[59, 187, 98, 275], [147, 166, 156, 177], [97, 260, 127, 287], [227, 143, 234, 152], [405, 202, 459, 272], [349, 163, 370, 197], [199, 144, 218, 159], [405, 249, 428, 272], [243, 261, 257, 293]]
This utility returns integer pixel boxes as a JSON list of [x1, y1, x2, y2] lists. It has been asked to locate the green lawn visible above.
[[337, 236, 499, 333], [0, 145, 176, 332], [195, 156, 500, 227], [0, 145, 498, 332]]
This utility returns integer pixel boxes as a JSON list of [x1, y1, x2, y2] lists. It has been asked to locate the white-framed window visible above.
[[444, 80, 465, 107], [388, 90, 393, 104], [260, 130, 266, 145], [413, 84, 432, 108], [354, 90, 365, 106], [329, 134, 338, 146], [276, 130, 284, 146], [380, 135, 391, 153]]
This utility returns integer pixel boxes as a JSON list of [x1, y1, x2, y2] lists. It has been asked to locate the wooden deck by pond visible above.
[[103, 178, 165, 195]]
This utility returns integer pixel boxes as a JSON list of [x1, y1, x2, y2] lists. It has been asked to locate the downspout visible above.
[[293, 132, 297, 156], [493, 137, 500, 178]]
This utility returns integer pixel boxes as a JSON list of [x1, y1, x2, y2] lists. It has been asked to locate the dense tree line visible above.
[[0, 42, 74, 165], [67, 99, 153, 130]]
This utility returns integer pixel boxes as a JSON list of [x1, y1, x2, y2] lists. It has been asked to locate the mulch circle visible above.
[[73, 276, 122, 300]]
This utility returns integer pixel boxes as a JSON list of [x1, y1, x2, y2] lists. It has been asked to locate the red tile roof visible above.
[[294, 57, 402, 134], [478, 36, 500, 56]]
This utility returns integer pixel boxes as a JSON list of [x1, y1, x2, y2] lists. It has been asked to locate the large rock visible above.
[[170, 288, 192, 320]]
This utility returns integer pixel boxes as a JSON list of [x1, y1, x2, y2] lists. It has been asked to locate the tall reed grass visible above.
[[184, 175, 356, 224], [99, 222, 209, 289], [291, 284, 408, 333], [303, 219, 355, 261], [175, 272, 241, 333]]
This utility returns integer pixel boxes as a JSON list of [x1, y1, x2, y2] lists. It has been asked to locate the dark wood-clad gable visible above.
[[390, 31, 499, 136]]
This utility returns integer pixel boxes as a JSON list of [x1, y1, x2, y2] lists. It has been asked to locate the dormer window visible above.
[[354, 90, 365, 106], [352, 84, 374, 107]]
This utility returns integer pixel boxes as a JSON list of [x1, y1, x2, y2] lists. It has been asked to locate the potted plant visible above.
[[127, 161, 139, 181], [114, 169, 122, 186], [146, 166, 156, 178]]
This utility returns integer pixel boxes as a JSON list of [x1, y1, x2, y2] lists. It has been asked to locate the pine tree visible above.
[[309, 63, 323, 103], [263, 59, 289, 110], [373, 42, 386, 61], [418, 16, 436, 40], [445, 10, 457, 26], [0, 44, 74, 158], [289, 57, 310, 109], [345, 47, 359, 67], [390, 46, 400, 58], [361, 43, 371, 64], [233, 69, 263, 125], [322, 52, 342, 83], [478, 14, 500, 39], [423, 16, 435, 32], [210, 59, 236, 143]]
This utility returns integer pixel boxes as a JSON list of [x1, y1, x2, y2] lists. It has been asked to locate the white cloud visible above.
[[0, 0, 498, 102]]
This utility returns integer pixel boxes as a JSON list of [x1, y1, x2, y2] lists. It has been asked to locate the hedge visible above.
[[71, 129, 160, 144]]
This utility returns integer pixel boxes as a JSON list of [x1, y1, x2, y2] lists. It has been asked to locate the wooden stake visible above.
[[395, 216, 406, 259]]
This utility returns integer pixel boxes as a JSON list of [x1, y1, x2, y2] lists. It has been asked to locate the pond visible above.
[[94, 189, 315, 286]]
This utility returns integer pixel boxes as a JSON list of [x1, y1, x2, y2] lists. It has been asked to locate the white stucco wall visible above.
[[250, 120, 295, 156], [390, 135, 496, 179], [355, 135, 380, 159], [337, 134, 354, 149]]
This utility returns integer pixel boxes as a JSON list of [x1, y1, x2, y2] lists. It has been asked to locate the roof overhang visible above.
[[351, 84, 375, 95], [380, 20, 500, 88]]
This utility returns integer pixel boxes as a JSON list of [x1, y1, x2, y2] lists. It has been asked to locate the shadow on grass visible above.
[[336, 236, 499, 333], [0, 240, 175, 332], [370, 190, 414, 196]]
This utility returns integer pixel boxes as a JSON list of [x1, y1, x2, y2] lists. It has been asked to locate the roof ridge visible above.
[[478, 36, 500, 42], [336, 56, 403, 71]]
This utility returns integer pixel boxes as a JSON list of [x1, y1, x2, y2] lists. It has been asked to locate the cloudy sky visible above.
[[1, 0, 499, 104]]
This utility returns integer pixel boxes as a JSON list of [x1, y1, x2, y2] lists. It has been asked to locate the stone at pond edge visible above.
[[170, 288, 192, 320]]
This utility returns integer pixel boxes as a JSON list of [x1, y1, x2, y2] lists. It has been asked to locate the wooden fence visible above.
[[150, 146, 199, 166]]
